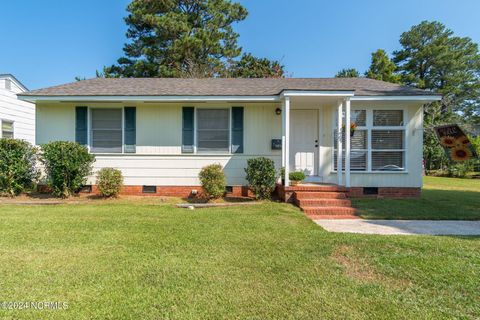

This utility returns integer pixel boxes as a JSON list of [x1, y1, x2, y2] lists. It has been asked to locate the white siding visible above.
[[89, 155, 281, 185], [319, 101, 424, 188], [37, 102, 282, 185], [36, 104, 75, 143], [0, 86, 35, 144], [36, 99, 425, 187]]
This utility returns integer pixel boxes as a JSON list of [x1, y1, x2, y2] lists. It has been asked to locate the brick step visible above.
[[295, 198, 352, 207], [302, 206, 357, 216], [288, 185, 348, 192], [294, 192, 347, 199]]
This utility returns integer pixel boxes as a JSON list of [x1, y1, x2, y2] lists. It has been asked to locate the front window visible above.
[[196, 109, 230, 153], [1, 120, 14, 138], [371, 110, 405, 171], [334, 109, 405, 172], [90, 109, 122, 153]]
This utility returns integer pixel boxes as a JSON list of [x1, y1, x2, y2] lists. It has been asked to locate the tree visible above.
[[104, 0, 248, 78], [365, 49, 400, 83], [393, 21, 480, 115], [335, 68, 360, 78], [225, 53, 285, 78], [393, 21, 480, 171]]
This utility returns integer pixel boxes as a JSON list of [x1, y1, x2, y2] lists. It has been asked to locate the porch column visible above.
[[283, 96, 291, 187], [337, 101, 343, 185], [344, 98, 351, 188]]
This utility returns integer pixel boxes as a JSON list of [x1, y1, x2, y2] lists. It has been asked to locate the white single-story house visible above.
[[19, 77, 441, 201], [0, 74, 35, 144]]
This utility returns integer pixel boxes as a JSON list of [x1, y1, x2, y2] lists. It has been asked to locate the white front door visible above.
[[290, 109, 318, 177]]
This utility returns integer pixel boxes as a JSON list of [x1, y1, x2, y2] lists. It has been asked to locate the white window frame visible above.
[[332, 107, 408, 173], [0, 119, 14, 139], [333, 109, 368, 172], [88, 107, 125, 154], [194, 106, 232, 155]]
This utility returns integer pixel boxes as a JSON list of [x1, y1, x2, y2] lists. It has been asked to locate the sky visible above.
[[1, 0, 479, 90]]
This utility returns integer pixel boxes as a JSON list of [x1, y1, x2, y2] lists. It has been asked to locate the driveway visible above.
[[315, 219, 480, 235]]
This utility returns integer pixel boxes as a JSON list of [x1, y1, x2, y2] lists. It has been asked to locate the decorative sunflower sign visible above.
[[434, 124, 478, 162]]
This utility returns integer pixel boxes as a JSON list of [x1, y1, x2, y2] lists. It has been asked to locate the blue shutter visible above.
[[124, 107, 136, 153], [182, 107, 195, 153], [231, 107, 244, 153], [75, 107, 88, 146]]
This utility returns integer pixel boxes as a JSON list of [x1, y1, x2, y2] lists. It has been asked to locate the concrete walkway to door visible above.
[[315, 219, 480, 235]]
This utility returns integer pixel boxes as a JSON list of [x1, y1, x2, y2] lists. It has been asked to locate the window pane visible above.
[[91, 109, 122, 153], [2, 121, 13, 138], [372, 130, 403, 149], [372, 151, 404, 171], [337, 110, 366, 127], [2, 121, 13, 131], [334, 151, 367, 171], [197, 109, 229, 152], [91, 109, 122, 130], [197, 109, 229, 130], [373, 110, 403, 126], [2, 131, 13, 138], [333, 129, 367, 149], [351, 110, 366, 126]]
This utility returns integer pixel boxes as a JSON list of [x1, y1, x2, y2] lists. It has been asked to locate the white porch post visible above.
[[337, 101, 343, 185], [283, 97, 291, 187], [345, 98, 351, 188], [281, 100, 286, 168]]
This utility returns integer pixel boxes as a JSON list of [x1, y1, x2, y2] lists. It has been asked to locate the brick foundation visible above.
[[349, 187, 421, 198], [39, 184, 420, 199], [85, 185, 252, 198], [277, 184, 421, 201]]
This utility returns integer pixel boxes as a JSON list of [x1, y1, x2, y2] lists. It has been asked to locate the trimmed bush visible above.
[[199, 164, 226, 199], [289, 171, 306, 182], [96, 168, 123, 198], [41, 141, 95, 198], [0, 138, 39, 196], [245, 157, 276, 199]]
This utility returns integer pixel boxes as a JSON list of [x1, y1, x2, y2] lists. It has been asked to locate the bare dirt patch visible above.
[[332, 245, 411, 288]]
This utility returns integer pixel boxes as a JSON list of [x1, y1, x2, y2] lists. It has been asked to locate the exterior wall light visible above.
[[275, 107, 282, 115]]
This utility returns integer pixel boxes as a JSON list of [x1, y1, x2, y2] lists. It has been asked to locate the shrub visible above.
[[199, 164, 226, 199], [0, 138, 39, 196], [289, 171, 306, 181], [445, 161, 473, 178], [96, 168, 123, 197], [245, 157, 276, 199], [41, 141, 95, 198]]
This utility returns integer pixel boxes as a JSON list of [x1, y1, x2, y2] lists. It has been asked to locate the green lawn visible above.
[[353, 176, 480, 220], [0, 201, 479, 319]]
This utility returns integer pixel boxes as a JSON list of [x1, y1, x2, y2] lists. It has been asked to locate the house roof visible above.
[[0, 74, 29, 92], [19, 77, 437, 98]]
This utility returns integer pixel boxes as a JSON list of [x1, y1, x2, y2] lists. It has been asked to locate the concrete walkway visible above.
[[315, 219, 480, 235]]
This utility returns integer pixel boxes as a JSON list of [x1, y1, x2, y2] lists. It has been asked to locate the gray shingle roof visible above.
[[19, 77, 436, 97]]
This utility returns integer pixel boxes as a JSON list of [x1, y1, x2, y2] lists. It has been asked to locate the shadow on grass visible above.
[[353, 189, 480, 220], [181, 196, 255, 204]]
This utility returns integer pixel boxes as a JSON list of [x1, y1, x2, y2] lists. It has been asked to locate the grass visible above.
[[353, 176, 480, 220], [0, 200, 479, 319]]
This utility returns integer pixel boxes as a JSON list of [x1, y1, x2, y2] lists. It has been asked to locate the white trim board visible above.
[[18, 95, 281, 103], [351, 95, 441, 101], [19, 93, 441, 103]]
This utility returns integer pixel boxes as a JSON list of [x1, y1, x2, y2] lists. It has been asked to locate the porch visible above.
[[280, 91, 354, 188]]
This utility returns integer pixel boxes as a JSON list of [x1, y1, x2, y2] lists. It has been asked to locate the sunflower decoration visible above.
[[449, 146, 473, 162], [455, 136, 470, 146], [440, 135, 456, 148]]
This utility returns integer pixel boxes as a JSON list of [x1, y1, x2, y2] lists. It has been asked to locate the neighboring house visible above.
[[19, 78, 441, 199], [0, 74, 35, 144]]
